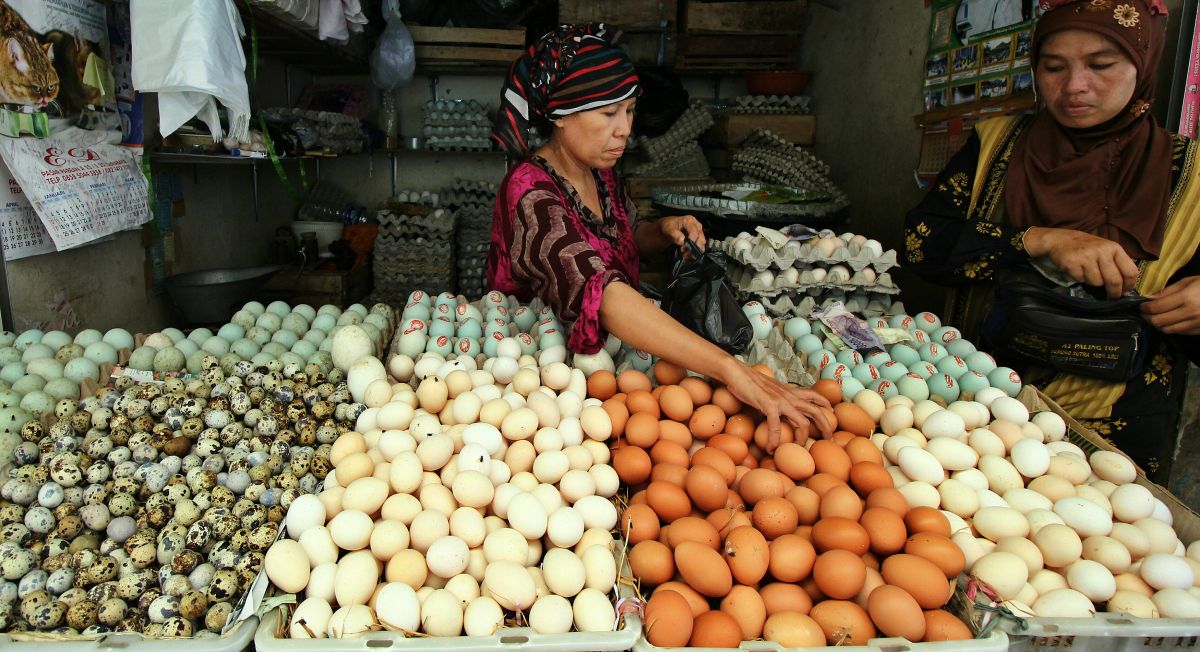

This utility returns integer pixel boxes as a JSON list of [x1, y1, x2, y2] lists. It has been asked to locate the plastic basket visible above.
[[0, 615, 257, 651]]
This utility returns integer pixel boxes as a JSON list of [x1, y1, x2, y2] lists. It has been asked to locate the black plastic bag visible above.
[[660, 239, 753, 355]]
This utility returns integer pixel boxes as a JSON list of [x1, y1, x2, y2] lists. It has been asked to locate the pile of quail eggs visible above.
[[0, 304, 398, 637]]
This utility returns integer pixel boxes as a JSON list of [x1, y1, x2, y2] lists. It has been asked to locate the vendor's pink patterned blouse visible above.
[[488, 156, 640, 354]]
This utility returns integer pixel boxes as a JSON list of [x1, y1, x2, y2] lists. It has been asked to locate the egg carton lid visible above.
[[652, 183, 847, 221]]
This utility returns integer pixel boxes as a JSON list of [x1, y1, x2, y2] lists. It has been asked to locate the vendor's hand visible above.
[[658, 215, 706, 255], [1023, 227, 1139, 299], [720, 361, 832, 452], [1142, 277, 1200, 336]]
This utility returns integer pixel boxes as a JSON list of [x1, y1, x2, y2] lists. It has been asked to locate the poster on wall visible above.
[[0, 126, 147, 251], [0, 0, 116, 137], [0, 160, 54, 260], [956, 0, 1034, 42]]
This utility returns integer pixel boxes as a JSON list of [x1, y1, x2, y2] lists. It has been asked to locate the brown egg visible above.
[[650, 440, 690, 468], [650, 462, 688, 488], [667, 516, 721, 550], [587, 371, 617, 400], [813, 549, 867, 599], [630, 540, 674, 585], [685, 465, 729, 513], [630, 489, 648, 505], [854, 567, 887, 610], [861, 551, 880, 571], [923, 610, 973, 641], [811, 379, 843, 405], [800, 576, 826, 602], [820, 485, 864, 521], [708, 507, 752, 538], [676, 541, 733, 598], [752, 497, 800, 540], [865, 487, 910, 516], [655, 582, 710, 616], [868, 585, 926, 641], [689, 404, 726, 440], [904, 533, 966, 578], [723, 414, 756, 444], [625, 390, 661, 418], [653, 360, 687, 386], [722, 585, 767, 639], [659, 385, 695, 422], [647, 481, 692, 522], [849, 461, 893, 495], [659, 420, 693, 449], [810, 600, 876, 646], [690, 610, 743, 648], [794, 525, 813, 541], [811, 517, 870, 555], [763, 611, 825, 647], [761, 582, 813, 616], [602, 399, 629, 437], [773, 442, 816, 482], [810, 440, 852, 481], [691, 447, 737, 485], [706, 434, 747, 462], [903, 507, 951, 537], [860, 507, 908, 556], [617, 369, 652, 393], [645, 588, 694, 646], [845, 436, 884, 465], [804, 473, 847, 498], [724, 525, 769, 585], [712, 387, 743, 416], [612, 446, 652, 484], [742, 454, 760, 469], [831, 431, 857, 447], [624, 412, 661, 448], [652, 385, 668, 401], [737, 468, 787, 504], [725, 490, 745, 510], [754, 420, 797, 451], [786, 486, 821, 525], [833, 402, 875, 436], [881, 554, 953, 609], [620, 503, 660, 544], [680, 376, 714, 406], [768, 533, 816, 582]]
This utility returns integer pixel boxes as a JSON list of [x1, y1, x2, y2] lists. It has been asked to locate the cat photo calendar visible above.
[[0, 126, 147, 252]]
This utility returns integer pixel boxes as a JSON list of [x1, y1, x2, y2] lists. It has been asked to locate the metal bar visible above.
[[252, 162, 260, 222], [391, 151, 398, 198]]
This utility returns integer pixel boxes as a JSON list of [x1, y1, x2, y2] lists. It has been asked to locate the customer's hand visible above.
[[1142, 277, 1200, 336], [1024, 227, 1140, 299], [658, 215, 706, 255], [720, 361, 832, 452]]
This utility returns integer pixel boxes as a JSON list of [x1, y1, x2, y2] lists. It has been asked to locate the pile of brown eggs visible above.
[[595, 362, 976, 648]]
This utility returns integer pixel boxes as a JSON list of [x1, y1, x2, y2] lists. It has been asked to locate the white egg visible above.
[[328, 605, 377, 638], [1032, 589, 1096, 618], [375, 582, 421, 631], [463, 596, 505, 636], [290, 597, 334, 638], [1140, 553, 1195, 590]]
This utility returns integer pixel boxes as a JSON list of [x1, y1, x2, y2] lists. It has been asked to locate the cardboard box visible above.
[[682, 0, 806, 34]]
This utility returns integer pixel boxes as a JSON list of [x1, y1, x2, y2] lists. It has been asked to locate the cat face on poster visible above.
[[0, 0, 59, 108]]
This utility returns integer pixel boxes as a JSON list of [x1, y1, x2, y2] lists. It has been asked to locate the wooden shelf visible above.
[[150, 152, 318, 166], [915, 92, 1037, 126], [237, 4, 375, 73], [409, 26, 525, 71]]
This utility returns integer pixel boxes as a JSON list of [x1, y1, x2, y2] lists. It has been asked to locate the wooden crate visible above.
[[705, 113, 815, 147], [407, 26, 525, 68], [682, 0, 806, 34], [261, 265, 370, 308], [616, 30, 676, 67], [560, 0, 677, 29], [675, 33, 797, 71]]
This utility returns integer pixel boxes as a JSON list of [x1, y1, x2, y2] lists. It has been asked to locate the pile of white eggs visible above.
[[749, 305, 1023, 403], [263, 303, 625, 638], [128, 302, 393, 377], [844, 385, 1200, 619]]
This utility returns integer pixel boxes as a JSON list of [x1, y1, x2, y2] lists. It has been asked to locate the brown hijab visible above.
[[1005, 0, 1172, 260]]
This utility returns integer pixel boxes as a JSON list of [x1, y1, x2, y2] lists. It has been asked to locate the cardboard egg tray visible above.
[[651, 183, 848, 220], [742, 321, 816, 386], [636, 101, 715, 161], [629, 141, 710, 177], [714, 234, 899, 273], [727, 94, 811, 114], [726, 261, 901, 297], [745, 291, 899, 320]]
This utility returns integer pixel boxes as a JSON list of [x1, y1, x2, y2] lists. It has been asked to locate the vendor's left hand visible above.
[[659, 215, 706, 255], [1142, 276, 1200, 336]]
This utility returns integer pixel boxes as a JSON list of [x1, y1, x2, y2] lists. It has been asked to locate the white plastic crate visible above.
[[255, 604, 640, 651], [0, 615, 257, 652]]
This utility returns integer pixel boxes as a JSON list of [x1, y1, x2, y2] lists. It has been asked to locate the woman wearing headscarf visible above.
[[905, 0, 1200, 480], [490, 24, 831, 446]]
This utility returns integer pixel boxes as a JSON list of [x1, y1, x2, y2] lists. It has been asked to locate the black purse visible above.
[[982, 265, 1150, 381]]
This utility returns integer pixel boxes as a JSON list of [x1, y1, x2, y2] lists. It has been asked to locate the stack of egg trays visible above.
[[636, 102, 715, 161], [422, 99, 493, 151], [712, 235, 899, 274], [742, 321, 816, 386], [725, 262, 901, 297], [442, 179, 498, 300], [629, 141, 709, 177], [744, 291, 898, 320], [733, 129, 845, 200], [373, 205, 456, 301], [726, 95, 811, 114]]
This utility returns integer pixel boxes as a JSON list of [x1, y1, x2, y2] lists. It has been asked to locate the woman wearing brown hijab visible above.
[[906, 0, 1200, 481]]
